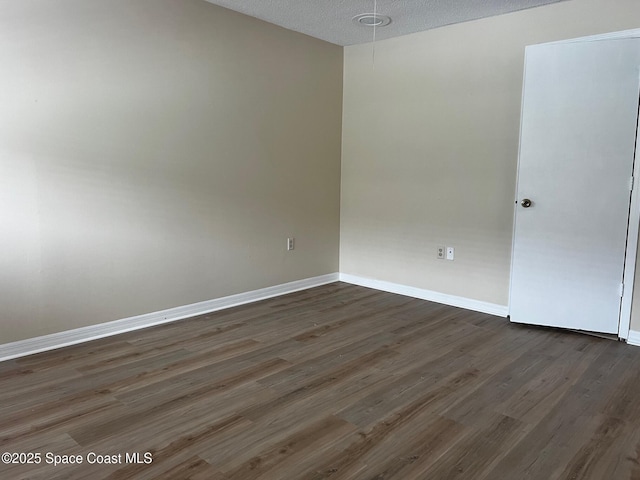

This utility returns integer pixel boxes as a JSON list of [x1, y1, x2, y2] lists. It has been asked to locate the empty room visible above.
[[2, 0, 640, 478]]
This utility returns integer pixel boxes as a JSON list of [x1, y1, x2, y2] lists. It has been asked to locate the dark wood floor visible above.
[[2, 282, 640, 479]]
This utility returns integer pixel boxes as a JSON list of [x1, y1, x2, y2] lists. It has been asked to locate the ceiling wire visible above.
[[372, 0, 377, 70]]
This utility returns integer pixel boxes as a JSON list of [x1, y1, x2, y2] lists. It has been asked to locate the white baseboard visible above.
[[0, 273, 339, 362], [626, 330, 640, 347], [339, 273, 509, 317]]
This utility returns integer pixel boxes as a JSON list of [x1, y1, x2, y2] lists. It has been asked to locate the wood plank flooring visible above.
[[2, 282, 640, 479]]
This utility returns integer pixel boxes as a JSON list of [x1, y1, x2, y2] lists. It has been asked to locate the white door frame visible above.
[[509, 28, 640, 341], [620, 79, 640, 340]]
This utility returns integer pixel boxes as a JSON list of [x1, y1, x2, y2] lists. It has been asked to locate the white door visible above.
[[510, 38, 640, 334]]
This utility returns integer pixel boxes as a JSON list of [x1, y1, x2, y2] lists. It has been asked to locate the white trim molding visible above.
[[0, 273, 339, 362], [626, 330, 640, 347], [339, 273, 509, 317]]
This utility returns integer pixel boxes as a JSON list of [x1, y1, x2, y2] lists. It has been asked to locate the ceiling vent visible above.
[[352, 13, 392, 27]]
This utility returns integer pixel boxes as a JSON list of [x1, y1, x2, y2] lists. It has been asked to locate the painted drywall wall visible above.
[[0, 0, 343, 343], [340, 0, 640, 315]]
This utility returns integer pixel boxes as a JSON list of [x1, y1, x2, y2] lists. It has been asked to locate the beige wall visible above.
[[341, 0, 640, 315], [0, 0, 343, 343]]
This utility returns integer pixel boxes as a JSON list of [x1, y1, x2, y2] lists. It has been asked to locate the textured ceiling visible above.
[[203, 0, 568, 46]]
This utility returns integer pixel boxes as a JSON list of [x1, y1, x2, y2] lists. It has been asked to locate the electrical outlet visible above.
[[446, 247, 454, 261], [437, 246, 445, 259], [287, 237, 295, 251]]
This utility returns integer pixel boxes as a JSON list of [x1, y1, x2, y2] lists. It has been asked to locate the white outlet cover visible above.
[[446, 247, 455, 260]]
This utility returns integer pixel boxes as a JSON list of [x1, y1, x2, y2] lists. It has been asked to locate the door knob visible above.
[[521, 198, 532, 208]]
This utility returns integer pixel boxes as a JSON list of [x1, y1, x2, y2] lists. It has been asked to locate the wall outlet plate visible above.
[[437, 246, 445, 259], [446, 246, 454, 260], [287, 237, 295, 251]]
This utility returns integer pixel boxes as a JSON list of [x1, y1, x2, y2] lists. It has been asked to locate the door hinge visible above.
[[620, 282, 625, 297]]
